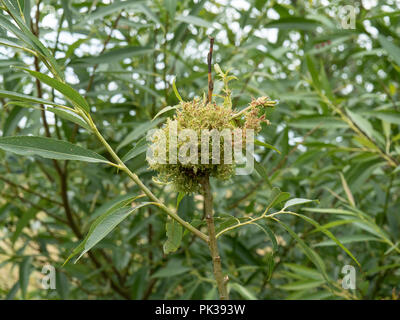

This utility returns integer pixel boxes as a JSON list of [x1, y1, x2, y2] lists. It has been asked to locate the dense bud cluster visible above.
[[148, 100, 235, 192], [147, 69, 276, 193]]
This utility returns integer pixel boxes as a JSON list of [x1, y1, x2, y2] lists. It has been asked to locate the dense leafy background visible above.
[[0, 0, 399, 300]]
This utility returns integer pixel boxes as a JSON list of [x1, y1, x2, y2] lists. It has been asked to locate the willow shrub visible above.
[[0, 0, 399, 300]]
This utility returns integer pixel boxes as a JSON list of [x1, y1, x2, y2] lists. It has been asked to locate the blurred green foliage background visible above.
[[0, 0, 399, 300]]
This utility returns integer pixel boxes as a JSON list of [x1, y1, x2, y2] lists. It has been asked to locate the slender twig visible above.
[[217, 207, 284, 239], [201, 177, 229, 300], [207, 37, 214, 104], [203, 38, 229, 299]]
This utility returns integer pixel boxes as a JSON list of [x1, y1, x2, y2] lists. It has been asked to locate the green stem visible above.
[[201, 176, 229, 300]]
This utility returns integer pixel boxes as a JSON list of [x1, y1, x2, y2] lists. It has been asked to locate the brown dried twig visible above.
[[207, 37, 215, 104]]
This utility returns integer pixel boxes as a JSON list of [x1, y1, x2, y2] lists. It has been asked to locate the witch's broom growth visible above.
[[0, 1, 360, 299], [146, 37, 277, 298]]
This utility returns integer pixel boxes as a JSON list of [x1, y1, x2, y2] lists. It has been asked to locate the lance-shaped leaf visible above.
[[230, 283, 257, 300], [255, 139, 281, 154], [153, 105, 178, 121], [75, 46, 153, 65], [65, 202, 152, 264], [0, 90, 62, 107], [0, 136, 108, 163], [163, 218, 183, 254], [287, 212, 360, 266], [1, 1, 63, 77], [254, 159, 272, 188], [378, 35, 400, 67], [4, 100, 90, 131], [175, 15, 214, 28], [117, 118, 163, 151], [274, 219, 331, 285], [172, 77, 183, 102], [17, 67, 90, 112], [48, 108, 91, 131], [19, 256, 32, 299], [284, 198, 318, 209], [268, 187, 291, 210]]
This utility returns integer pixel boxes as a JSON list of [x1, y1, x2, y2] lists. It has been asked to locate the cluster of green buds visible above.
[[147, 65, 277, 193]]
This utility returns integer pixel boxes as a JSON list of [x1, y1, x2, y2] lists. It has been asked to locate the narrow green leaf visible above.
[[251, 221, 278, 252], [365, 110, 400, 125], [266, 187, 291, 211], [0, 14, 32, 46], [121, 138, 147, 162], [172, 77, 183, 102], [284, 263, 323, 280], [0, 89, 63, 107], [378, 35, 400, 67], [284, 198, 318, 209], [89, 193, 144, 223], [17, 67, 90, 112], [73, 202, 152, 263], [61, 0, 73, 31], [288, 212, 360, 266], [3, 105, 28, 136], [117, 118, 163, 151], [1, 1, 63, 77], [346, 108, 374, 139], [22, 0, 31, 29], [230, 283, 257, 300], [85, 1, 143, 21], [164, 0, 177, 18], [306, 54, 321, 91], [76, 46, 153, 65], [254, 139, 281, 154], [5, 281, 20, 300], [279, 279, 325, 291], [4, 102, 90, 130], [48, 108, 91, 131], [254, 160, 272, 188], [151, 261, 190, 278], [274, 219, 330, 284], [163, 218, 183, 254], [56, 272, 70, 299], [0, 136, 108, 163], [339, 172, 355, 207], [137, 4, 163, 30], [290, 115, 347, 129], [152, 105, 177, 120], [314, 235, 381, 247], [176, 192, 186, 209], [303, 208, 359, 216], [11, 209, 36, 245], [264, 17, 320, 30], [175, 15, 213, 28], [19, 256, 32, 299], [170, 0, 206, 48]]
